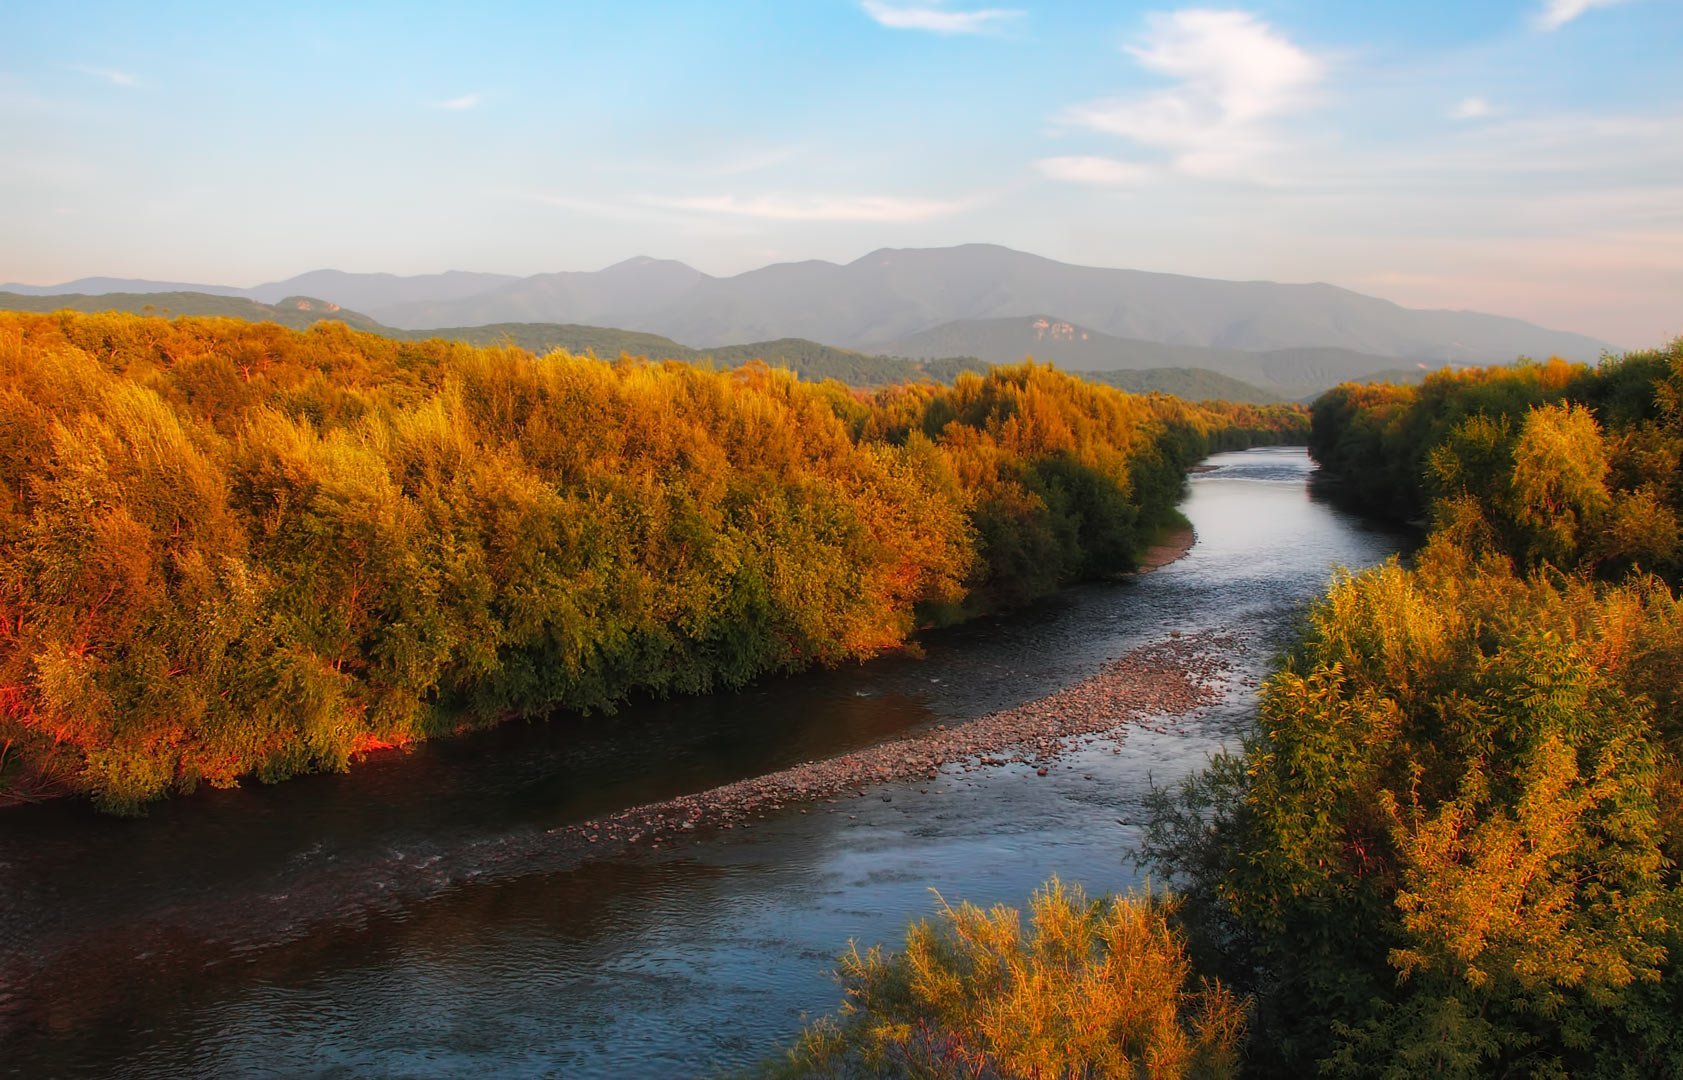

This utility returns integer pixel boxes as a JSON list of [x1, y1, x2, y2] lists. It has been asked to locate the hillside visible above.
[[1075, 367, 1283, 403], [0, 291, 387, 332], [0, 276, 249, 297], [363, 244, 1613, 362], [877, 314, 1415, 398], [245, 269, 520, 311]]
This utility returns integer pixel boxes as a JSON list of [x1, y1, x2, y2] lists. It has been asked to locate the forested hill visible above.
[[0, 290, 389, 333], [0, 310, 1304, 812], [0, 289, 970, 388], [875, 314, 1407, 399]]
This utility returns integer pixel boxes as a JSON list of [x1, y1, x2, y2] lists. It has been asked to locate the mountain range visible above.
[[4, 244, 1612, 359], [1, 244, 1619, 400], [875, 315, 1445, 401]]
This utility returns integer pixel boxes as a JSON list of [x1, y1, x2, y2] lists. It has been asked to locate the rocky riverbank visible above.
[[1137, 526, 1196, 574], [554, 628, 1233, 849]]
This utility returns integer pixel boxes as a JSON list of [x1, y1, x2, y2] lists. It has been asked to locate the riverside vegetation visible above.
[[0, 310, 1304, 812], [770, 339, 1683, 1078]]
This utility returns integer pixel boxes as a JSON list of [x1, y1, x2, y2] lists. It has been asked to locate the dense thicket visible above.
[[0, 311, 1303, 811], [1310, 346, 1683, 568], [1145, 339, 1683, 1076]]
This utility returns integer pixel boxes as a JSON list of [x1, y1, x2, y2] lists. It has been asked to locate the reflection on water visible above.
[[0, 448, 1410, 1078]]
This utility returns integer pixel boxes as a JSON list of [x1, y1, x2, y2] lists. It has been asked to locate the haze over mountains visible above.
[[3, 243, 1615, 403], [875, 315, 1432, 402], [4, 244, 1612, 358]]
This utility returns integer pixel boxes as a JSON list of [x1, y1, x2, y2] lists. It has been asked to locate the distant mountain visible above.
[[246, 269, 519, 311], [0, 270, 518, 314], [0, 277, 248, 297], [373, 257, 709, 329], [0, 285, 1504, 402], [357, 244, 1614, 364], [0, 291, 386, 332], [8, 246, 1614, 367], [879, 314, 1417, 400]]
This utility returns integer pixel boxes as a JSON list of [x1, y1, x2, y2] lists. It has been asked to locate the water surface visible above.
[[0, 447, 1409, 1077]]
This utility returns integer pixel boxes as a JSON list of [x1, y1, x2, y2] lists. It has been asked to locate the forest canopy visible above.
[[1140, 338, 1683, 1076], [0, 311, 1304, 812]]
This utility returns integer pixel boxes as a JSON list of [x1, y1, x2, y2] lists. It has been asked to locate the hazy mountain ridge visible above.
[[368, 244, 1611, 362], [0, 291, 388, 333], [0, 277, 251, 298], [245, 269, 520, 311], [0, 289, 1292, 402], [6, 245, 1614, 365], [877, 314, 1446, 400]]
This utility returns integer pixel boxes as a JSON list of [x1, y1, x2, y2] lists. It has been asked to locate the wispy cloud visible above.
[[432, 92, 483, 111], [646, 192, 983, 222], [1535, 0, 1624, 31], [861, 1, 1023, 35], [70, 64, 137, 87], [1451, 96, 1494, 120], [1035, 155, 1155, 186], [1057, 9, 1324, 179]]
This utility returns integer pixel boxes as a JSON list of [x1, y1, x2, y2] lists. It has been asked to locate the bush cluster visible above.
[[0, 311, 1303, 811]]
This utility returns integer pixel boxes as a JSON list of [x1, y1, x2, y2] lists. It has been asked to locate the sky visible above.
[[1, 0, 1678, 347]]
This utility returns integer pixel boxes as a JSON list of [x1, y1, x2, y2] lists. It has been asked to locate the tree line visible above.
[[766, 338, 1683, 1078], [0, 311, 1304, 812], [1142, 340, 1683, 1075]]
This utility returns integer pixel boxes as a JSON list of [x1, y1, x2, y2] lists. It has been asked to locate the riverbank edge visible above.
[[1137, 524, 1196, 574], [0, 522, 1205, 815], [552, 627, 1234, 851]]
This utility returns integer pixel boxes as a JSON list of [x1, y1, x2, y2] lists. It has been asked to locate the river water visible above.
[[0, 447, 1408, 1078]]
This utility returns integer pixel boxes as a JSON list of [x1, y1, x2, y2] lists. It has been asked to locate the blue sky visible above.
[[1, 0, 1678, 345]]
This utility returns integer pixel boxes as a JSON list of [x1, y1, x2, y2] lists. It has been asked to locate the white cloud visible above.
[[1535, 0, 1624, 31], [861, 1, 1023, 35], [646, 192, 983, 222], [1035, 155, 1156, 186], [432, 92, 483, 111], [1451, 96, 1493, 120], [1058, 9, 1324, 179], [70, 65, 136, 87]]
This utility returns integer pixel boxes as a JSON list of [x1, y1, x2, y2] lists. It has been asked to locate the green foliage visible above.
[[0, 290, 387, 332], [0, 312, 1297, 811], [762, 879, 1249, 1080], [1077, 367, 1284, 405], [1311, 343, 1683, 581], [1144, 545, 1683, 1075], [1144, 337, 1683, 1075]]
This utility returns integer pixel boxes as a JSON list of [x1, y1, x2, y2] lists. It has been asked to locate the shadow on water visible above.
[[0, 448, 1414, 1078]]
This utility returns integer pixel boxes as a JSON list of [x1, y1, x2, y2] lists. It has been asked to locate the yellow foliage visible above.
[[771, 879, 1249, 1079]]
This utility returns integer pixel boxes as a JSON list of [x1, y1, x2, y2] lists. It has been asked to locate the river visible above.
[[0, 447, 1409, 1078]]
